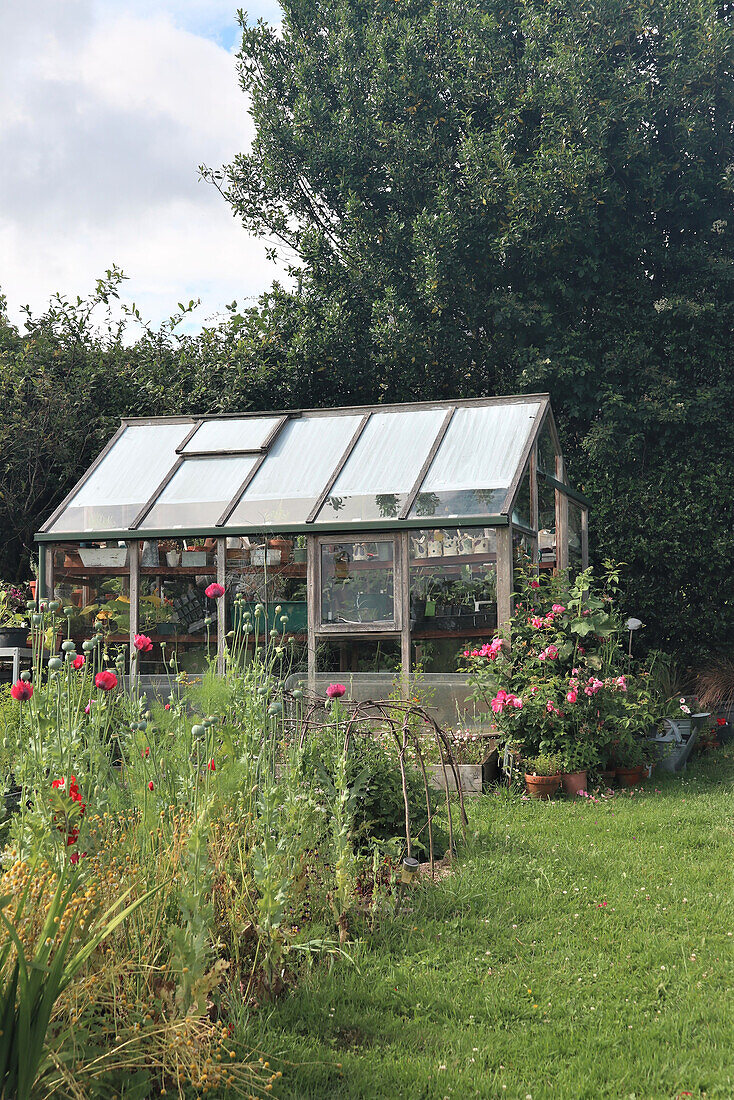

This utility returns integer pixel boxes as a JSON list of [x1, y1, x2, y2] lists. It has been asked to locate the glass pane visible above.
[[317, 408, 447, 522], [538, 473, 557, 569], [225, 534, 308, 652], [135, 539, 217, 674], [513, 530, 537, 591], [410, 402, 541, 519], [227, 415, 362, 528], [182, 417, 282, 454], [51, 545, 130, 663], [410, 527, 497, 642], [569, 501, 583, 573], [537, 417, 557, 475], [320, 540, 395, 626], [140, 456, 258, 529], [48, 423, 191, 533], [511, 466, 531, 528]]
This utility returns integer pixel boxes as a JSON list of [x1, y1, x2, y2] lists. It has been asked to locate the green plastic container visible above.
[[234, 600, 307, 634]]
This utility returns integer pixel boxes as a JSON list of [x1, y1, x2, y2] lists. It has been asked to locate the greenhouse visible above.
[[35, 394, 589, 690]]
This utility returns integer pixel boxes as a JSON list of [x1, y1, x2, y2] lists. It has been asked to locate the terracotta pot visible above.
[[561, 770, 588, 795], [29, 580, 37, 600], [525, 773, 562, 800], [616, 765, 646, 788]]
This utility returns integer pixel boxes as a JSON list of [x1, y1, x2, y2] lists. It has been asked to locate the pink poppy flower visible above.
[[205, 582, 225, 599], [133, 634, 153, 653], [326, 683, 346, 699], [72, 654, 85, 670], [10, 680, 33, 701]]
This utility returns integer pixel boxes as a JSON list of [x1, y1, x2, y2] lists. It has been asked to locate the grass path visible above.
[[246, 750, 734, 1099]]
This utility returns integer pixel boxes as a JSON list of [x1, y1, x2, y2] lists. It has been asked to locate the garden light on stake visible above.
[[400, 856, 420, 885], [626, 617, 643, 666]]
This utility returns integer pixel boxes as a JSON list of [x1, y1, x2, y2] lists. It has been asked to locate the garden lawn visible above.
[[244, 750, 734, 1099]]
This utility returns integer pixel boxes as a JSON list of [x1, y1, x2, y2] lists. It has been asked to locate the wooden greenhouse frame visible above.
[[35, 395, 589, 692]]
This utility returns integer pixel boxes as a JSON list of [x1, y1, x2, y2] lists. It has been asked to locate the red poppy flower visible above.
[[148, 781, 154, 791], [716, 717, 726, 726], [205, 582, 225, 599], [72, 654, 85, 670], [94, 670, 118, 691], [133, 634, 153, 653], [10, 680, 33, 701], [208, 759, 216, 772]]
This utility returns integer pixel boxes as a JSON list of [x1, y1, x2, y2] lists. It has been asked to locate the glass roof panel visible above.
[[140, 456, 258, 529], [317, 408, 447, 523], [226, 415, 362, 528], [409, 402, 541, 520], [47, 423, 191, 533], [181, 417, 282, 454]]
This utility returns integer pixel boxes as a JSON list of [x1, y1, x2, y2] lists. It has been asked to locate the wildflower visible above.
[[133, 633, 153, 653], [148, 781, 154, 791], [10, 680, 33, 701], [72, 654, 85, 670], [164, 703, 171, 710], [205, 582, 225, 599], [94, 670, 118, 692], [326, 683, 346, 699], [142, 747, 150, 758], [208, 759, 216, 772]]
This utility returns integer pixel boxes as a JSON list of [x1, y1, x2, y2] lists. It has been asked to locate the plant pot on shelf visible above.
[[78, 547, 128, 568], [268, 538, 292, 564], [63, 549, 82, 568], [616, 765, 646, 787], [0, 628, 29, 648], [29, 581, 37, 600], [166, 551, 180, 567], [525, 773, 562, 800], [561, 770, 588, 795], [293, 547, 307, 563]]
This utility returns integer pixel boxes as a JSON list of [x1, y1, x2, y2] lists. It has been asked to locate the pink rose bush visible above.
[[463, 565, 666, 773]]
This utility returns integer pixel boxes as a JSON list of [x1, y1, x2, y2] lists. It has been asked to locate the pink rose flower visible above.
[[566, 689, 578, 703], [552, 604, 566, 614]]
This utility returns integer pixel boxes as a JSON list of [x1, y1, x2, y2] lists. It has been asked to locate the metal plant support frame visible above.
[[287, 689, 469, 876]]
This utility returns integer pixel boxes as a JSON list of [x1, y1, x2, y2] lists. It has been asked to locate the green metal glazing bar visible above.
[[540, 473, 591, 508], [35, 515, 510, 544]]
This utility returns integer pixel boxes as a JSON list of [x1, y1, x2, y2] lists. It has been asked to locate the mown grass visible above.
[[242, 749, 734, 1099]]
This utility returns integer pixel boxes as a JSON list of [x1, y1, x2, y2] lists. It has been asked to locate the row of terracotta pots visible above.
[[525, 765, 647, 799]]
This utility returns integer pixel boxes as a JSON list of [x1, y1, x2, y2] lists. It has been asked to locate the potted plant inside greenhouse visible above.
[[0, 583, 30, 648]]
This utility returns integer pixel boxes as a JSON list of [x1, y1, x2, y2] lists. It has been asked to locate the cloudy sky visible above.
[[0, 0, 290, 332]]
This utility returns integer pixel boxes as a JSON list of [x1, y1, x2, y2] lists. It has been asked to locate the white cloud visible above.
[[0, 1, 290, 331]]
